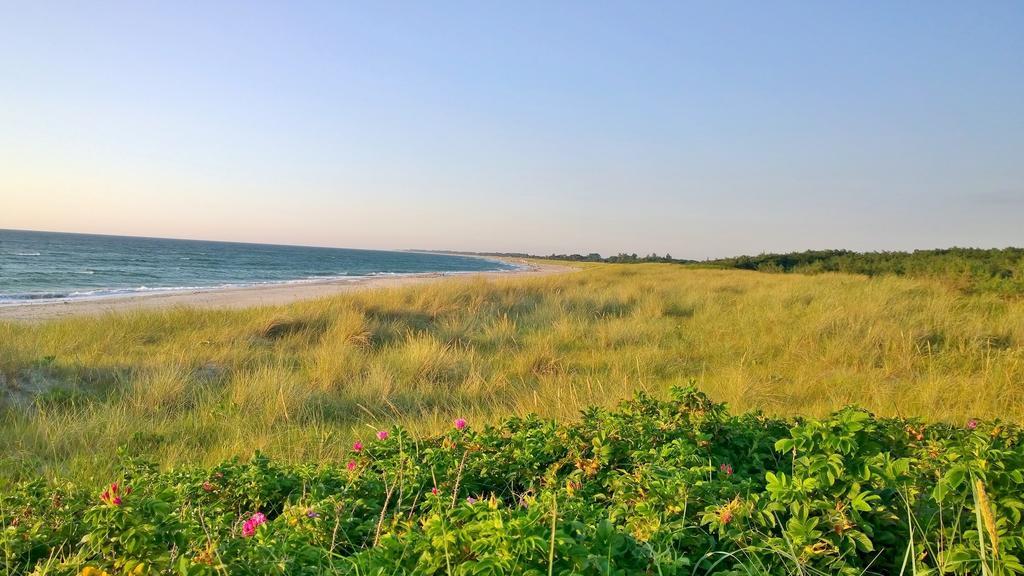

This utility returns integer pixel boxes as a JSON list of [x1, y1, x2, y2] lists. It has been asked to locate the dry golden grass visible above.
[[1, 263, 1022, 481]]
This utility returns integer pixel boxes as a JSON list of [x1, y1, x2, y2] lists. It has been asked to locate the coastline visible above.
[[0, 259, 572, 323]]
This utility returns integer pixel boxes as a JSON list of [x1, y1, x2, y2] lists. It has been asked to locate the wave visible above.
[[0, 255, 518, 306], [0, 292, 69, 301], [14, 252, 42, 256], [0, 272, 424, 305], [0, 285, 209, 304]]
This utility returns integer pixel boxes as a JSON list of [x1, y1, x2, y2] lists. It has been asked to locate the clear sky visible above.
[[2, 1, 1022, 258]]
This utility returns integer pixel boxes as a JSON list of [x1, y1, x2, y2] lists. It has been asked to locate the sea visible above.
[[0, 229, 516, 304]]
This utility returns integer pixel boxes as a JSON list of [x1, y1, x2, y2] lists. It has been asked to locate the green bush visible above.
[[705, 248, 1024, 295], [2, 387, 1022, 575]]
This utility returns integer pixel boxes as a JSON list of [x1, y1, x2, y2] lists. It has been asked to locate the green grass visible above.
[[1, 263, 1023, 482]]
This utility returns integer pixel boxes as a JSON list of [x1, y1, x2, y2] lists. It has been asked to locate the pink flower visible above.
[[967, 419, 979, 430], [719, 463, 733, 476], [466, 496, 477, 505], [100, 482, 128, 506], [346, 460, 357, 471], [454, 418, 467, 431], [242, 512, 267, 538], [431, 487, 439, 495], [352, 441, 363, 453], [377, 430, 389, 441]]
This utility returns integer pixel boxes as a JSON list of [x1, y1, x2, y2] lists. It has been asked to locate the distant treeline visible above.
[[704, 248, 1024, 294], [505, 252, 693, 264], [430, 247, 1024, 295], [431, 250, 695, 264]]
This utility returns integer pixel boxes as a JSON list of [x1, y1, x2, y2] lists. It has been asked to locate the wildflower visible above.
[[431, 487, 439, 495], [306, 509, 319, 519], [202, 481, 214, 493], [905, 425, 925, 441], [100, 483, 129, 506], [346, 460, 357, 471], [352, 440, 363, 453], [377, 430, 389, 441], [719, 463, 733, 476], [967, 419, 979, 430], [466, 496, 477, 505], [242, 512, 267, 538], [719, 496, 741, 525], [454, 418, 467, 430]]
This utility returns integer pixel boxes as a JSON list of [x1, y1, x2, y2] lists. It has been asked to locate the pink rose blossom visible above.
[[100, 482, 128, 506], [242, 512, 267, 538]]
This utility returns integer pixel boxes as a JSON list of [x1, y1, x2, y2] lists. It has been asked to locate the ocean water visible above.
[[0, 229, 516, 303]]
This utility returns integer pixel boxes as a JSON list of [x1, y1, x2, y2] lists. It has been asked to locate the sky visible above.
[[1, 1, 1022, 259]]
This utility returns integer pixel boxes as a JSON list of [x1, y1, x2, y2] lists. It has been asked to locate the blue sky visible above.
[[2, 1, 1022, 258]]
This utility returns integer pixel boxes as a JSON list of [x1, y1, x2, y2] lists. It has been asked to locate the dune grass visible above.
[[1, 263, 1022, 483]]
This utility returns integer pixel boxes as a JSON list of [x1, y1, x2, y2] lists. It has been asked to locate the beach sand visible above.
[[0, 260, 573, 323]]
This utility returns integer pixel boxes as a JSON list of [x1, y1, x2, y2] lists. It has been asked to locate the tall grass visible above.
[[1, 263, 1022, 482]]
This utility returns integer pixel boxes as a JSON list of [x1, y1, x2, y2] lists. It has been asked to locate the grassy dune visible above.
[[1, 263, 1022, 482]]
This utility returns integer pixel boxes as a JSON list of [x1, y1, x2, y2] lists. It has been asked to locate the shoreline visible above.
[[0, 259, 571, 323]]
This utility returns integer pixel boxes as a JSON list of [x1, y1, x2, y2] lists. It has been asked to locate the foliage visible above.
[[447, 248, 1024, 295], [705, 248, 1024, 295], [425, 251, 692, 264], [2, 388, 1022, 575]]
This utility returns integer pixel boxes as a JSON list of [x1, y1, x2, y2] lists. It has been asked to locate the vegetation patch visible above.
[[1, 264, 1023, 484], [2, 388, 1021, 575]]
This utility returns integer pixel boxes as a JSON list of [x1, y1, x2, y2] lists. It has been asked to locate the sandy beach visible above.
[[0, 259, 572, 322]]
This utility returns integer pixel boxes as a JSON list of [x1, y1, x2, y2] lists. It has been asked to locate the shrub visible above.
[[1, 388, 1022, 574]]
